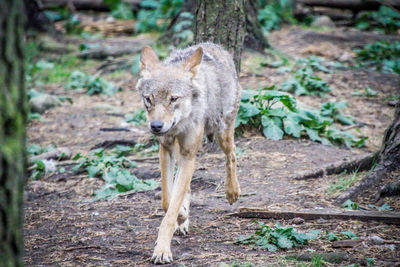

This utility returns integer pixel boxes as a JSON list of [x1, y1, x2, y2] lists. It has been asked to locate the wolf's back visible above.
[[164, 43, 241, 134]]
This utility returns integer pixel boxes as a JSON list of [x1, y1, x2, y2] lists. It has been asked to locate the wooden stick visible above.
[[231, 207, 400, 225]]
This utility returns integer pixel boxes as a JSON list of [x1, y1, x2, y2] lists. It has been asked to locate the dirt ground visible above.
[[25, 21, 400, 267]]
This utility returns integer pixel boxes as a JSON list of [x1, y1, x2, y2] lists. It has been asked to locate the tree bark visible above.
[[23, 0, 55, 33], [194, 0, 246, 73], [0, 0, 27, 265], [336, 101, 400, 204], [244, 0, 270, 51]]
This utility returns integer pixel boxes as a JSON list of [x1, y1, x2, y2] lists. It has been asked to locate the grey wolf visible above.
[[136, 43, 241, 264]]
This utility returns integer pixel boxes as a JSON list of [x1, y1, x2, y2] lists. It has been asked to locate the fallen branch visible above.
[[332, 239, 363, 248], [100, 127, 131, 132], [291, 153, 376, 180], [29, 147, 72, 164], [298, 0, 400, 11], [231, 207, 400, 225], [91, 140, 137, 150], [77, 46, 140, 60], [42, 0, 141, 11], [286, 252, 349, 263]]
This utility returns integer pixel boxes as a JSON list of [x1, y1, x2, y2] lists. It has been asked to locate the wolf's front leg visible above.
[[152, 131, 202, 264], [218, 125, 240, 204], [159, 140, 177, 213], [152, 156, 196, 264]]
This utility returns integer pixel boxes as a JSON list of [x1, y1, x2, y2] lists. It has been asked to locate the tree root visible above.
[[291, 153, 377, 180]]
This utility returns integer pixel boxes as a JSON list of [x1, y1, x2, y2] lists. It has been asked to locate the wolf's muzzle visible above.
[[150, 121, 164, 133]]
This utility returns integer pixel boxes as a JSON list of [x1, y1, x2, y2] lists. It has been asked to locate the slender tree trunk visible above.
[[0, 0, 27, 265], [194, 0, 245, 73], [336, 101, 400, 204]]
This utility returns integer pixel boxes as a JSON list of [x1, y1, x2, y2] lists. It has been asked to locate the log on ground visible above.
[[232, 207, 400, 225]]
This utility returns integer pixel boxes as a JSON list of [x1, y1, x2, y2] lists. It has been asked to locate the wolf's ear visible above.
[[184, 47, 203, 78], [140, 46, 159, 76]]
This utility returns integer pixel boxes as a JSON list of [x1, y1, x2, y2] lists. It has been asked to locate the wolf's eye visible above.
[[143, 95, 152, 108], [144, 95, 151, 104], [170, 96, 179, 103]]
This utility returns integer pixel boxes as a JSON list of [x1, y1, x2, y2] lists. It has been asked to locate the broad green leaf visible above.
[[262, 116, 284, 140], [336, 114, 355, 125], [241, 89, 257, 101], [284, 113, 302, 137], [305, 128, 321, 142], [341, 230, 358, 239], [241, 102, 261, 117], [87, 165, 101, 178], [277, 235, 293, 249]]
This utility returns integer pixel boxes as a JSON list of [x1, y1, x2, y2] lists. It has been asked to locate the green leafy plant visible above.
[[368, 203, 393, 211], [104, 0, 134, 20], [135, 0, 183, 33], [353, 87, 378, 97], [356, 41, 400, 75], [311, 255, 327, 267], [341, 199, 359, 210], [321, 101, 355, 125], [65, 15, 83, 34], [30, 160, 46, 180], [235, 88, 366, 148], [324, 230, 359, 241], [366, 257, 375, 267], [27, 143, 56, 156], [237, 222, 320, 251], [73, 147, 158, 200], [258, 0, 295, 32], [172, 12, 194, 47], [125, 109, 147, 125], [281, 57, 332, 96], [325, 231, 340, 241], [341, 230, 358, 239], [327, 170, 361, 195], [66, 70, 121, 95], [356, 5, 400, 33]]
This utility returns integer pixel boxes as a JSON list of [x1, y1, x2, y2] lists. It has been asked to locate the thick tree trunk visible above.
[[23, 0, 55, 33], [0, 0, 27, 265], [194, 0, 245, 73], [244, 0, 270, 51], [336, 101, 400, 204]]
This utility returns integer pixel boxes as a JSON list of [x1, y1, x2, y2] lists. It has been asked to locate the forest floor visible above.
[[25, 16, 400, 267]]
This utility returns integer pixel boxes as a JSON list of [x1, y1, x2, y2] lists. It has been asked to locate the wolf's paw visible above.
[[175, 218, 189, 236], [226, 186, 240, 205], [152, 243, 173, 264]]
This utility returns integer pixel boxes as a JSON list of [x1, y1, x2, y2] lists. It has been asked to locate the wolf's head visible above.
[[136, 46, 203, 136]]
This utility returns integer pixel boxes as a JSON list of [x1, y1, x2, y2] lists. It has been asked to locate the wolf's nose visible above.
[[151, 121, 164, 132]]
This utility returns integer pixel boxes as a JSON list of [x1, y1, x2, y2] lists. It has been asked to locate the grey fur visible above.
[[136, 42, 241, 137]]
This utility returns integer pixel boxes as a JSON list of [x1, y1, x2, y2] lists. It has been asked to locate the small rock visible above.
[[30, 94, 61, 113], [311, 16, 335, 28], [106, 16, 115, 23], [292, 217, 305, 224], [370, 235, 385, 245]]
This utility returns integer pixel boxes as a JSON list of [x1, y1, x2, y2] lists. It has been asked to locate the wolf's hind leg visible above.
[[217, 124, 240, 204], [175, 189, 190, 235]]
